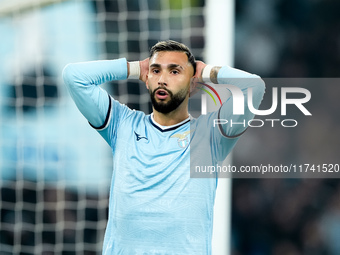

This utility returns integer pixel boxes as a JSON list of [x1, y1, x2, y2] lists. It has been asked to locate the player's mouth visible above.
[[155, 89, 169, 100]]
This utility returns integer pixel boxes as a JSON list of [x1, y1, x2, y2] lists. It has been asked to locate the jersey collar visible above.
[[149, 113, 191, 132]]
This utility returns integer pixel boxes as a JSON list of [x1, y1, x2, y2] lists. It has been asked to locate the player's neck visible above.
[[152, 105, 189, 126]]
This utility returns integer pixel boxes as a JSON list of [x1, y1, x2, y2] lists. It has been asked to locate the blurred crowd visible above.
[[232, 0, 340, 254], [234, 0, 340, 78], [232, 179, 340, 255]]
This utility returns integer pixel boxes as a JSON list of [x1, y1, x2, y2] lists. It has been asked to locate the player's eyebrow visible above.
[[167, 64, 184, 70], [149, 63, 184, 70], [150, 63, 161, 69]]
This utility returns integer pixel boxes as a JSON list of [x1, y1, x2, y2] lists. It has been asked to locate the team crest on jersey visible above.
[[170, 130, 192, 148]]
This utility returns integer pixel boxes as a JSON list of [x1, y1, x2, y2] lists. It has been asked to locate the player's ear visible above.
[[189, 77, 201, 98], [145, 74, 149, 89]]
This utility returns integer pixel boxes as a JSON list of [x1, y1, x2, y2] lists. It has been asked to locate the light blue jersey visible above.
[[63, 58, 265, 254]]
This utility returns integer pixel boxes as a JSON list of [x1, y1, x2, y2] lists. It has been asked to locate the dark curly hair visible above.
[[149, 40, 196, 75]]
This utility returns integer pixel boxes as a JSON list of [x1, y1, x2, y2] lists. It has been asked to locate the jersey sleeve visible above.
[[62, 58, 132, 145], [216, 66, 265, 137], [209, 66, 265, 162]]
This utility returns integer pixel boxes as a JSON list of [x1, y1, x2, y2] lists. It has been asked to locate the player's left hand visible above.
[[195, 60, 206, 79], [190, 60, 206, 97]]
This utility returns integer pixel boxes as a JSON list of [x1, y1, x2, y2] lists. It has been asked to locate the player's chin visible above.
[[156, 98, 170, 103], [153, 98, 172, 107]]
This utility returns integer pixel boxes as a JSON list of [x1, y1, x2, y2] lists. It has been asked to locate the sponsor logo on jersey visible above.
[[134, 131, 148, 141]]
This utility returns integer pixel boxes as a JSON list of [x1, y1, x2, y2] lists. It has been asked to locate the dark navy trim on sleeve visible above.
[[217, 107, 248, 139], [89, 94, 112, 130]]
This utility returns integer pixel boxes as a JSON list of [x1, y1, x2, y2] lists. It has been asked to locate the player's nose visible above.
[[157, 73, 167, 86]]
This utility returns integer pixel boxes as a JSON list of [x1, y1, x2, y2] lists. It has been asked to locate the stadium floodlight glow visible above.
[[0, 0, 69, 17]]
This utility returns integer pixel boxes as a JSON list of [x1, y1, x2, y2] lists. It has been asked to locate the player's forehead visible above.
[[149, 51, 191, 69]]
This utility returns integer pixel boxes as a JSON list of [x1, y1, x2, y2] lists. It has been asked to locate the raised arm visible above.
[[62, 58, 129, 128], [199, 64, 266, 138]]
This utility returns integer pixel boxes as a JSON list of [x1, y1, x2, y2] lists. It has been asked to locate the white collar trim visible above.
[[150, 113, 191, 131]]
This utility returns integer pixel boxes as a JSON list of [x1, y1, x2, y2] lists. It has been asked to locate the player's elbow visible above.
[[62, 63, 78, 89], [252, 75, 266, 103], [258, 77, 266, 98]]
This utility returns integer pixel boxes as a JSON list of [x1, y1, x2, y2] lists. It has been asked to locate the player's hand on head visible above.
[[190, 77, 202, 97], [139, 58, 149, 83], [195, 61, 206, 80], [189, 61, 206, 97]]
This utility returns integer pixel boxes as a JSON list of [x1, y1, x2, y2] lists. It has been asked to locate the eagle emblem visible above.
[[170, 130, 192, 148]]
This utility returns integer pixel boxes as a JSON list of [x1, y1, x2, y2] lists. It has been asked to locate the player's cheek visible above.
[[146, 75, 156, 88], [182, 76, 192, 89]]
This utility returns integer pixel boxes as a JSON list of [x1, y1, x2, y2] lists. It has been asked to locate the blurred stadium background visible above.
[[1, 0, 340, 254]]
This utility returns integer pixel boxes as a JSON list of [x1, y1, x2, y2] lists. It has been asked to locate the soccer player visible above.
[[62, 40, 265, 254]]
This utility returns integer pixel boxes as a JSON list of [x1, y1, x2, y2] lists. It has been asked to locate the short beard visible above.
[[149, 87, 187, 114]]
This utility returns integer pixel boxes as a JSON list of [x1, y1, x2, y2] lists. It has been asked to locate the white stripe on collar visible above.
[[150, 113, 191, 131]]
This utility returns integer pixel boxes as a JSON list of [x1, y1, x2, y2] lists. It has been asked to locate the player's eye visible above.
[[152, 69, 160, 74], [171, 70, 179, 75]]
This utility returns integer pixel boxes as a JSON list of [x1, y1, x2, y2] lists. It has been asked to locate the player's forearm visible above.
[[62, 58, 128, 87], [201, 65, 266, 137], [202, 65, 265, 90], [127, 61, 140, 79], [127, 58, 149, 82], [202, 65, 265, 108]]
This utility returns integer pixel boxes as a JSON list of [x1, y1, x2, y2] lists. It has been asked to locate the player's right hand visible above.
[[139, 58, 149, 83], [189, 60, 206, 97]]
